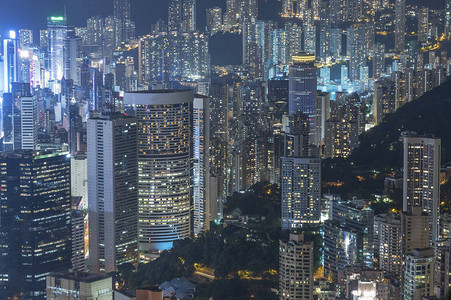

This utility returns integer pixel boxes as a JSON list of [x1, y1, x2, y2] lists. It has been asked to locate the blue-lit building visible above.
[[288, 53, 318, 145]]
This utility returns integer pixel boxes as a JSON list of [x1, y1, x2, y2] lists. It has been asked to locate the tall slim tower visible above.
[[403, 135, 441, 243], [47, 16, 67, 93], [2, 30, 19, 93], [124, 90, 193, 252], [87, 113, 139, 273], [288, 53, 318, 146], [394, 0, 405, 52], [193, 95, 210, 235], [114, 0, 132, 43], [281, 157, 321, 229]]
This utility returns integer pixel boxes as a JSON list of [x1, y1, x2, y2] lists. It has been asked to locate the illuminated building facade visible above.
[[377, 214, 402, 277], [281, 157, 321, 229], [2, 30, 19, 93], [288, 53, 318, 145], [193, 95, 210, 235], [138, 32, 210, 84], [87, 114, 139, 272], [279, 234, 314, 300], [124, 90, 193, 252], [403, 136, 441, 243], [0, 151, 71, 299], [47, 16, 67, 93]]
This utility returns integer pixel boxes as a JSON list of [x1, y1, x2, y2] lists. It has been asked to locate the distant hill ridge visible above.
[[350, 78, 451, 170]]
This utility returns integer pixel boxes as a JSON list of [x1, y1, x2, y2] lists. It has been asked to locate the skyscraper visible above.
[[193, 95, 210, 235], [0, 151, 71, 299], [47, 16, 67, 93], [279, 234, 314, 299], [2, 30, 19, 93], [87, 113, 139, 273], [124, 90, 193, 252], [281, 157, 321, 229], [403, 135, 441, 242], [288, 53, 318, 145], [114, 0, 132, 43], [395, 0, 405, 52]]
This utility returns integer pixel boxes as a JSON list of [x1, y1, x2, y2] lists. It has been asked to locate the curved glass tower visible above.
[[124, 90, 193, 252]]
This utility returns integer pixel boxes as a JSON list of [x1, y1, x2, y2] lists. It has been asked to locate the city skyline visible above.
[[1, 0, 451, 298]]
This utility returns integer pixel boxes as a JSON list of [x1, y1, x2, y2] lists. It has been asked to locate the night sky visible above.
[[0, 0, 444, 39]]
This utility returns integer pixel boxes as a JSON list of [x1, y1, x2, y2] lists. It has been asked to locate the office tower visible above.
[[394, 0, 405, 52], [403, 136, 441, 243], [193, 95, 210, 235], [87, 16, 104, 45], [401, 206, 430, 256], [71, 210, 86, 272], [2, 30, 19, 93], [288, 53, 317, 145], [206, 7, 223, 35], [47, 16, 67, 93], [114, 0, 132, 43], [377, 214, 402, 277], [64, 35, 82, 86], [0, 151, 71, 299], [279, 234, 314, 300], [18, 29, 33, 48], [403, 248, 435, 299], [124, 90, 193, 252], [182, 0, 196, 32], [281, 157, 321, 229], [87, 113, 139, 273], [418, 7, 429, 43], [168, 0, 182, 31], [2, 83, 36, 151], [46, 272, 113, 299], [323, 220, 358, 281]]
